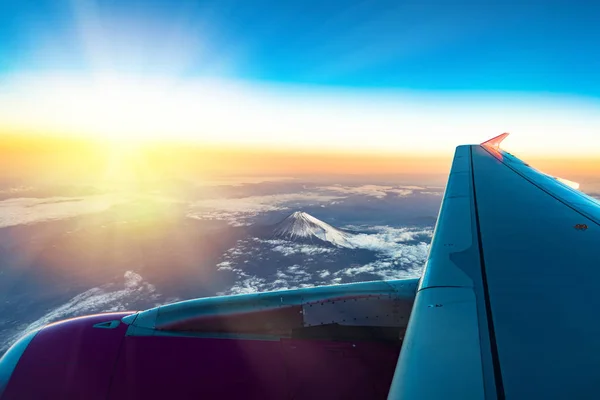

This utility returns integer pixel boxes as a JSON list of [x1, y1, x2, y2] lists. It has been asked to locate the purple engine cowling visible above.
[[0, 313, 132, 399], [0, 312, 402, 399]]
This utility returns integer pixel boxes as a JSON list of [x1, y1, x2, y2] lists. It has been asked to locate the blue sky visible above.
[[1, 0, 599, 96], [0, 0, 599, 158]]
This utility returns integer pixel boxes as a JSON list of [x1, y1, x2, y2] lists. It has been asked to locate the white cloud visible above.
[[216, 261, 233, 270], [319, 184, 421, 199], [215, 225, 432, 296], [336, 242, 428, 280], [255, 239, 336, 256], [0, 195, 126, 228], [0, 271, 160, 353], [345, 226, 433, 256], [226, 276, 268, 295], [224, 264, 318, 295], [276, 265, 313, 283], [342, 226, 431, 279], [187, 192, 342, 226], [318, 270, 331, 278], [0, 186, 34, 194]]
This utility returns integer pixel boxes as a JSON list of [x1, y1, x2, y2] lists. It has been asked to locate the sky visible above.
[[0, 0, 599, 181]]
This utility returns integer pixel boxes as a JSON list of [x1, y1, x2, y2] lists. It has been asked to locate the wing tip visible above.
[[481, 132, 510, 148]]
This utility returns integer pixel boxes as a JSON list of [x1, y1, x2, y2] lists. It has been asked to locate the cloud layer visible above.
[[217, 225, 432, 295], [0, 271, 161, 353], [226, 264, 318, 295], [0, 195, 125, 228], [319, 184, 425, 198], [185, 184, 444, 226], [187, 192, 342, 226], [255, 239, 337, 256]]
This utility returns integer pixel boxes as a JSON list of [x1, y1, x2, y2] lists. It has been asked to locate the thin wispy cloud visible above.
[[0, 195, 125, 228], [319, 185, 422, 198], [255, 239, 336, 256], [187, 192, 342, 226], [225, 264, 317, 295], [0, 271, 163, 352]]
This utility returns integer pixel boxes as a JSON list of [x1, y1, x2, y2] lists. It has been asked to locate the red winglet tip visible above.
[[482, 132, 510, 147]]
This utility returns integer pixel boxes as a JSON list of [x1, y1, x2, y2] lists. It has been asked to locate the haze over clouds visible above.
[[2, 75, 600, 159], [0, 195, 125, 228], [187, 192, 343, 226], [319, 185, 423, 198], [0, 271, 162, 353], [186, 185, 444, 226]]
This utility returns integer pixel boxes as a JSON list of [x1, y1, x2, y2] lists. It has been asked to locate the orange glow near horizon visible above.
[[1, 132, 599, 195], [1, 74, 599, 194], [1, 2, 598, 196], [0, 132, 451, 179], [2, 74, 600, 159]]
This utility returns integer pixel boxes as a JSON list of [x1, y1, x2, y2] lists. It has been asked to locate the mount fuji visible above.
[[271, 211, 355, 248]]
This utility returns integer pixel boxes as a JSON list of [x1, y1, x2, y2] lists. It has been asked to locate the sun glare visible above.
[[0, 0, 598, 162], [29, 76, 199, 143], [1, 73, 600, 158]]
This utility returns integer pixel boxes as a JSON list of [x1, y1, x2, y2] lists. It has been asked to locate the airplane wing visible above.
[[0, 279, 418, 399], [389, 133, 600, 399], [2, 134, 599, 399]]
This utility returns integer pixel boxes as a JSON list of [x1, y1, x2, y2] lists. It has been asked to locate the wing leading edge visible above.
[[389, 136, 600, 399]]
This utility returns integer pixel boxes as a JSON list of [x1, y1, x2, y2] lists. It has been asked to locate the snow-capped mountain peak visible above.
[[273, 211, 354, 248]]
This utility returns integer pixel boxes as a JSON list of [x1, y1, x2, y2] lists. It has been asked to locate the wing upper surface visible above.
[[389, 140, 600, 399]]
